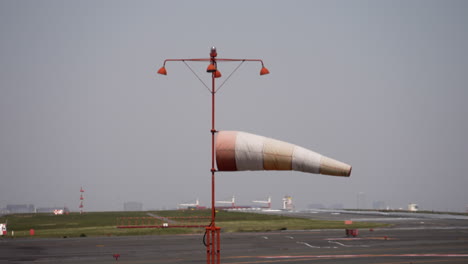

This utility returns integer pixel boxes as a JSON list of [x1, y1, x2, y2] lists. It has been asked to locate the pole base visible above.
[[205, 226, 221, 264]]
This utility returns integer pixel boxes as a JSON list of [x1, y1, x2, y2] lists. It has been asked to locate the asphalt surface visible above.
[[1, 210, 468, 264]]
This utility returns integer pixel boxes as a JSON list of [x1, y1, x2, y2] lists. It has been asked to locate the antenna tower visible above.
[[79, 186, 84, 214]]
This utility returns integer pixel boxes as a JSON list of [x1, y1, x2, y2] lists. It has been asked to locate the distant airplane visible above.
[[178, 199, 206, 209], [252, 196, 271, 209]]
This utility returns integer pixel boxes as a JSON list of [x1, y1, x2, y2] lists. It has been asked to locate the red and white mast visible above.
[[79, 186, 84, 214]]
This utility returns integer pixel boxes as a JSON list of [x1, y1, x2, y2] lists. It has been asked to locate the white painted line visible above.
[[260, 254, 468, 259], [328, 240, 370, 247], [297, 241, 321, 248]]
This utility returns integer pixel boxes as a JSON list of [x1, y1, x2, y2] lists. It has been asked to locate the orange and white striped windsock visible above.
[[215, 131, 351, 177]]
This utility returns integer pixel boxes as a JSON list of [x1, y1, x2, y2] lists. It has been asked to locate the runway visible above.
[[1, 211, 468, 264]]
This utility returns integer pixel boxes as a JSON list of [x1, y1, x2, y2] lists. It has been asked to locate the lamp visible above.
[[214, 70, 222, 78], [260, 66, 270, 75], [157, 66, 167, 75], [207, 63, 217, 73], [210, 46, 217, 58]]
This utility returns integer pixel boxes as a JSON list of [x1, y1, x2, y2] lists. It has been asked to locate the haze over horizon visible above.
[[1, 1, 467, 213]]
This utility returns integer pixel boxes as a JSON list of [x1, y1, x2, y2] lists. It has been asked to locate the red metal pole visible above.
[[210, 53, 221, 264], [211, 65, 216, 228]]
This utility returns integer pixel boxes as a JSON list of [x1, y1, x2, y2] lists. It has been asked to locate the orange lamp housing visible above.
[[260, 66, 270, 75], [214, 70, 222, 78], [210, 46, 217, 57], [157, 66, 167, 75], [206, 63, 217, 73]]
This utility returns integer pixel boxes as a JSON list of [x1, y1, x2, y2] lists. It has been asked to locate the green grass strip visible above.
[[0, 210, 385, 238]]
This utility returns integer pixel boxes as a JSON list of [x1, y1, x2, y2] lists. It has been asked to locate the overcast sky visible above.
[[1, 1, 467, 212]]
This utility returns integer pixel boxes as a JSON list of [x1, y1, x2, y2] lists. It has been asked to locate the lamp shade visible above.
[[260, 67, 270, 75], [207, 63, 216, 73], [157, 67, 167, 75]]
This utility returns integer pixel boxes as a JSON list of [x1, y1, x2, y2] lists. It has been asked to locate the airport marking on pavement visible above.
[[296, 241, 337, 249], [328, 240, 369, 247], [259, 254, 468, 259], [325, 236, 397, 240], [296, 241, 321, 249]]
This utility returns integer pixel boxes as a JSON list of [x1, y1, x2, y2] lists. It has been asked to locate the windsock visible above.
[[216, 131, 351, 177]]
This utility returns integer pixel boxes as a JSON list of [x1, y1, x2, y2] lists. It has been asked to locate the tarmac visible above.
[[1, 210, 468, 264]]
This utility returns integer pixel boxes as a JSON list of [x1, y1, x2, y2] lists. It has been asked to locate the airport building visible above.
[[6, 204, 35, 213]]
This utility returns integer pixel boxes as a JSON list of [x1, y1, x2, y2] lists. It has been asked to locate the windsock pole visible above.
[[209, 49, 219, 264], [157, 47, 269, 264]]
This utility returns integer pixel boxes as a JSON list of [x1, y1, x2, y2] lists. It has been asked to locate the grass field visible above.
[[0, 210, 385, 238]]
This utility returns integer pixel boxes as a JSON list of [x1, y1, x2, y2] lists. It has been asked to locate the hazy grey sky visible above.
[[1, 1, 467, 212]]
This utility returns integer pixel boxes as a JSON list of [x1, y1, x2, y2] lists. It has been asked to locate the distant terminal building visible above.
[[6, 204, 35, 214], [124, 202, 143, 211]]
